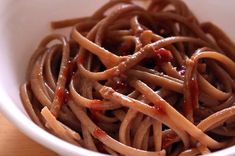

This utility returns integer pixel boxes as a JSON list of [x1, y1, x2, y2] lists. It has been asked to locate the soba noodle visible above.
[[20, 0, 235, 155]]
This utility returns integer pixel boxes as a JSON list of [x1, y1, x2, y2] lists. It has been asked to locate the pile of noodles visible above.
[[20, 0, 235, 155]]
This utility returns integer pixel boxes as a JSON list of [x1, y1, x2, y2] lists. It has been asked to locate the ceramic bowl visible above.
[[0, 0, 234, 155]]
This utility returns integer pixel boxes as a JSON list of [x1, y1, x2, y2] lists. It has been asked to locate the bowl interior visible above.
[[0, 0, 235, 155]]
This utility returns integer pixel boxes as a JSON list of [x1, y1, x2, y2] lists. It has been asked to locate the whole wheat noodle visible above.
[[20, 0, 235, 155]]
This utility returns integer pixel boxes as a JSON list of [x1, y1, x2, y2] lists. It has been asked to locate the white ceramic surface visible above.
[[0, 0, 234, 155]]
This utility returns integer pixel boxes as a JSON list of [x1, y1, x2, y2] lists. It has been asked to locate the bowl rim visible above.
[[0, 87, 106, 156]]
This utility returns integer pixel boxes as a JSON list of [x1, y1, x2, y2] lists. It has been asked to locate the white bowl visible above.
[[0, 0, 235, 155]]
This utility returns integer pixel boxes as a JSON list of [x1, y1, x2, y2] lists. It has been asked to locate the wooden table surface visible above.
[[0, 114, 57, 156]]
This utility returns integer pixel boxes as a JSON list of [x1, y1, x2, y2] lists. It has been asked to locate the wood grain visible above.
[[0, 114, 57, 156]]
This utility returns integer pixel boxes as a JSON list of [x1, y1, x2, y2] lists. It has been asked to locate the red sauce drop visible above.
[[93, 128, 106, 138], [162, 132, 178, 149], [55, 87, 70, 104], [55, 87, 64, 97], [154, 100, 166, 115], [154, 48, 173, 65], [90, 100, 103, 110], [189, 77, 198, 109]]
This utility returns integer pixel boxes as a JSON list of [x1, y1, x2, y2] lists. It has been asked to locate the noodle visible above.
[[20, 0, 235, 155]]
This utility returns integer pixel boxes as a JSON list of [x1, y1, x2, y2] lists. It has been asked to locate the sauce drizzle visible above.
[[90, 100, 103, 110], [154, 48, 173, 65], [93, 128, 106, 138], [154, 100, 166, 115], [55, 87, 70, 104]]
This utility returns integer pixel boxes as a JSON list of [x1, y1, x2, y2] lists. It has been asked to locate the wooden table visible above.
[[0, 114, 57, 156]]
